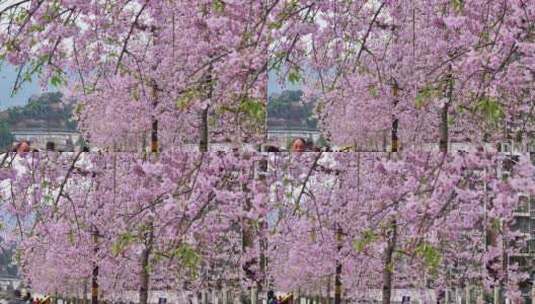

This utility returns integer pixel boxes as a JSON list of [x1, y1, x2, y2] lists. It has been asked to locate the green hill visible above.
[[268, 90, 318, 130], [0, 92, 77, 150]]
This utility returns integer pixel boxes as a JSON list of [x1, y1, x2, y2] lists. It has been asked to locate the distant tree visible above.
[[3, 92, 77, 131], [316, 134, 329, 148], [0, 121, 14, 151], [0, 246, 18, 277], [268, 90, 317, 129]]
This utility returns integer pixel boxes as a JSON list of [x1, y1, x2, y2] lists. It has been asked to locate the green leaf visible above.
[[287, 67, 302, 84], [67, 230, 76, 245], [269, 21, 283, 30], [212, 0, 225, 13], [475, 97, 504, 126], [74, 103, 84, 116], [415, 85, 440, 109], [42, 0, 61, 22], [240, 98, 265, 123], [269, 51, 288, 72], [43, 194, 54, 204], [131, 87, 140, 101], [173, 244, 201, 276], [144, 263, 153, 274], [176, 88, 201, 110], [5, 40, 17, 53], [14, 11, 28, 24], [111, 232, 136, 256], [491, 218, 501, 231], [451, 0, 464, 12], [368, 86, 379, 98], [29, 24, 45, 33], [448, 115, 455, 126], [352, 229, 377, 253], [415, 243, 442, 273], [13, 250, 22, 266], [50, 73, 66, 87], [208, 115, 217, 128]]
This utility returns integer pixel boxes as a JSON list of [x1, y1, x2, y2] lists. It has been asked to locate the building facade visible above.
[[11, 129, 81, 151]]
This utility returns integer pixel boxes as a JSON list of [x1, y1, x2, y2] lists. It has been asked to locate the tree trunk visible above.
[[334, 227, 343, 304], [142, 84, 157, 304], [382, 220, 397, 304], [139, 225, 154, 304], [258, 157, 268, 293], [84, 279, 88, 304], [151, 119, 158, 153], [200, 106, 209, 152], [440, 71, 453, 153], [440, 101, 449, 153], [327, 276, 331, 304], [391, 118, 399, 153], [241, 155, 263, 303], [139, 247, 150, 304], [91, 262, 98, 304], [150, 79, 159, 154], [199, 61, 212, 152], [391, 83, 399, 153], [382, 82, 400, 304], [91, 228, 99, 304]]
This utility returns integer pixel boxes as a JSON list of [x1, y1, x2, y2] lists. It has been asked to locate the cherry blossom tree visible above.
[[1, 2, 535, 304], [0, 0, 270, 151], [1, 150, 534, 304], [265, 152, 535, 304], [0, 151, 271, 304], [270, 0, 535, 150]]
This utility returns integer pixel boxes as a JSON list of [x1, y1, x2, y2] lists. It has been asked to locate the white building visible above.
[[267, 128, 321, 149], [11, 129, 81, 151], [0, 276, 21, 291]]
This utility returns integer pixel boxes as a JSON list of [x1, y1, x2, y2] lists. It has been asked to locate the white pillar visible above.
[[493, 287, 500, 304], [532, 284, 535, 304], [476, 290, 484, 304], [251, 287, 257, 304], [222, 288, 228, 304], [213, 290, 218, 304], [202, 291, 208, 304], [465, 285, 471, 304], [233, 292, 240, 304]]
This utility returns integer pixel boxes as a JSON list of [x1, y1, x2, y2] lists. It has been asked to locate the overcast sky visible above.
[[1, 63, 298, 109], [0, 63, 303, 109], [0, 3, 39, 111], [0, 0, 61, 110], [0, 64, 50, 110], [268, 69, 303, 96]]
